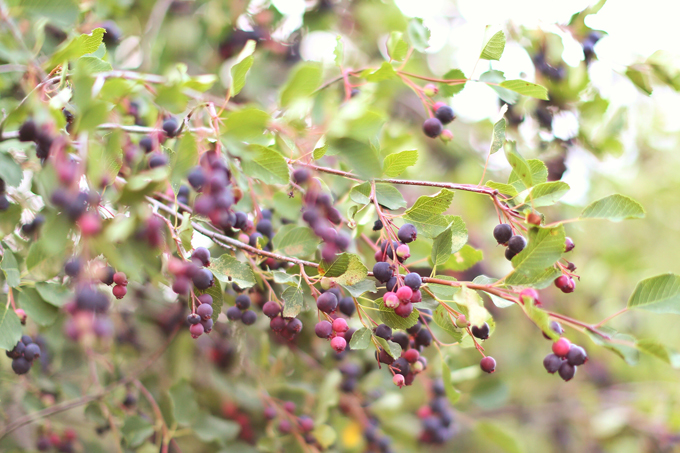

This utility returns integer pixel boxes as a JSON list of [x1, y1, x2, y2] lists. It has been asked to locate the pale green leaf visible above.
[[18, 288, 59, 326], [319, 253, 367, 286], [280, 63, 323, 107], [499, 80, 549, 100], [475, 421, 525, 453], [509, 225, 565, 279], [585, 327, 639, 365], [241, 145, 289, 185], [580, 194, 645, 222], [0, 304, 22, 350], [170, 131, 198, 192], [387, 32, 409, 61], [272, 225, 320, 258], [636, 339, 680, 368], [439, 69, 466, 97], [211, 254, 256, 289], [627, 273, 680, 313], [441, 360, 461, 404], [489, 118, 506, 155], [382, 150, 418, 177], [0, 152, 23, 187], [403, 189, 455, 238], [349, 327, 372, 350], [49, 28, 105, 68], [480, 31, 506, 61], [406, 18, 430, 52], [231, 40, 256, 96], [1, 245, 20, 287], [504, 141, 533, 189], [282, 285, 305, 318]]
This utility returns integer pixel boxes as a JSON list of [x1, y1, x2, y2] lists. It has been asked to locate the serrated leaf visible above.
[[504, 266, 561, 289], [403, 189, 455, 238], [430, 218, 467, 267], [272, 225, 320, 258], [509, 226, 565, 280], [224, 108, 270, 142], [1, 245, 20, 287], [517, 181, 570, 208], [231, 40, 256, 96], [319, 253, 367, 286], [627, 273, 680, 313], [18, 287, 59, 326], [439, 69, 466, 97], [121, 415, 155, 448], [211, 254, 256, 289], [453, 285, 489, 327], [499, 80, 549, 100], [313, 137, 328, 160], [282, 285, 305, 318], [349, 182, 406, 210], [406, 18, 430, 52], [472, 275, 514, 308], [341, 280, 377, 298], [441, 360, 461, 404], [241, 145, 289, 185], [349, 327, 372, 350], [443, 244, 483, 272], [585, 327, 639, 365], [387, 32, 409, 61], [0, 152, 23, 187], [272, 271, 299, 285], [433, 304, 464, 341], [49, 28, 105, 68], [376, 337, 402, 359], [489, 118, 506, 155], [509, 159, 547, 192], [504, 141, 533, 189], [485, 181, 518, 197], [382, 150, 418, 177], [0, 303, 22, 350], [376, 297, 419, 330], [580, 194, 645, 222], [77, 56, 112, 73], [280, 63, 323, 107], [480, 31, 506, 61], [364, 62, 398, 82], [331, 138, 382, 179], [636, 339, 680, 368]]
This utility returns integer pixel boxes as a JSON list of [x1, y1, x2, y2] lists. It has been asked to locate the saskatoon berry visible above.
[[292, 168, 310, 185], [384, 292, 399, 309], [555, 275, 575, 293], [262, 301, 282, 318], [396, 286, 413, 302], [191, 247, 211, 266], [197, 294, 213, 305], [18, 120, 38, 142], [12, 357, 31, 375], [558, 361, 577, 381], [187, 166, 207, 191], [162, 118, 179, 137], [192, 269, 214, 290], [201, 318, 214, 333], [404, 273, 422, 291], [519, 287, 540, 305], [278, 420, 292, 434], [564, 237, 575, 252], [396, 244, 410, 260], [149, 154, 168, 168], [543, 353, 562, 374], [395, 302, 413, 318], [493, 223, 513, 244], [504, 248, 517, 261], [403, 348, 420, 364], [391, 332, 410, 350], [410, 290, 422, 303], [24, 343, 41, 360], [64, 258, 82, 277], [480, 356, 496, 373], [386, 276, 398, 293], [398, 223, 418, 243], [100, 266, 116, 285], [471, 323, 490, 340], [233, 211, 248, 230], [172, 276, 191, 294], [197, 304, 213, 320], [315, 321, 333, 338], [6, 341, 25, 359], [434, 105, 455, 124], [256, 219, 273, 238], [373, 219, 383, 231], [187, 314, 201, 325], [261, 209, 273, 220], [542, 320, 564, 340], [566, 345, 588, 366], [226, 306, 242, 321], [286, 318, 303, 334], [316, 292, 338, 313], [330, 336, 347, 352], [235, 294, 251, 310], [112, 284, 127, 299], [0, 195, 9, 211], [298, 416, 314, 433], [338, 297, 356, 317], [372, 262, 393, 283], [415, 328, 432, 347], [374, 324, 392, 340], [332, 317, 349, 333], [249, 232, 264, 248], [393, 357, 410, 376], [423, 117, 443, 138], [241, 310, 257, 325], [270, 316, 285, 332], [393, 374, 405, 388], [507, 235, 527, 254], [113, 272, 128, 286], [139, 136, 154, 153], [189, 323, 204, 338], [552, 338, 571, 357]]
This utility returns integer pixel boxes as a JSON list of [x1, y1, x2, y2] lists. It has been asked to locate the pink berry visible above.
[[403, 348, 420, 363], [480, 356, 496, 373], [14, 308, 26, 322], [423, 83, 438, 96], [189, 323, 204, 338], [410, 290, 422, 303], [519, 288, 540, 305], [433, 101, 447, 112], [552, 337, 571, 357], [396, 286, 413, 302], [440, 129, 454, 142], [393, 374, 405, 388], [113, 272, 128, 286], [332, 317, 349, 333], [78, 212, 101, 236], [394, 302, 413, 318], [330, 336, 346, 353], [396, 244, 410, 260], [383, 292, 399, 309], [555, 275, 575, 293], [112, 284, 127, 299]]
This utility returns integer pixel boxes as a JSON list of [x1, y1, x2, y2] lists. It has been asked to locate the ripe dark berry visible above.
[[434, 105, 455, 124], [0, 195, 9, 211], [404, 273, 422, 291], [316, 292, 338, 313], [233, 211, 248, 230], [493, 224, 513, 244], [292, 168, 310, 185], [24, 343, 41, 360], [286, 318, 303, 335], [564, 237, 575, 252], [373, 219, 383, 231], [139, 136, 154, 153], [235, 294, 251, 310], [372, 262, 393, 283], [226, 306, 242, 321], [507, 235, 527, 254], [187, 166, 207, 191], [162, 118, 179, 137], [263, 301, 282, 318], [241, 310, 257, 325], [149, 154, 168, 168], [566, 345, 588, 366], [393, 357, 410, 375], [415, 328, 432, 347], [192, 269, 214, 290], [270, 316, 285, 332], [554, 275, 575, 293], [100, 266, 116, 285], [201, 318, 214, 333], [543, 353, 562, 374], [558, 361, 577, 381], [471, 323, 490, 340], [18, 120, 38, 142], [191, 247, 211, 266], [374, 324, 392, 340], [64, 258, 82, 277], [338, 297, 355, 317], [256, 219, 273, 238], [187, 314, 201, 325], [422, 118, 443, 138], [504, 248, 517, 261], [172, 276, 191, 294], [198, 294, 213, 305], [12, 357, 31, 374], [398, 223, 418, 243], [197, 303, 213, 320], [386, 276, 398, 293], [249, 232, 264, 248], [315, 320, 333, 338], [391, 332, 410, 350], [480, 356, 496, 373], [552, 338, 571, 357]]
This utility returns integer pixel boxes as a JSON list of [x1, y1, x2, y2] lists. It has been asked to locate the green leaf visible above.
[[231, 40, 256, 96], [480, 31, 506, 61], [627, 273, 680, 313], [319, 253, 367, 286], [313, 137, 328, 160], [504, 141, 533, 189], [387, 32, 409, 61], [524, 298, 557, 340], [364, 62, 398, 82], [504, 266, 561, 289], [280, 63, 323, 107], [282, 285, 305, 318], [1, 245, 20, 287], [272, 225, 320, 258], [224, 108, 270, 142], [485, 181, 518, 197], [480, 70, 519, 104], [427, 275, 460, 300], [499, 80, 549, 100], [333, 36, 344, 66], [475, 421, 525, 453], [349, 182, 406, 210], [376, 337, 402, 359], [349, 327, 372, 350], [178, 212, 193, 251], [35, 282, 71, 307], [272, 271, 299, 285], [509, 225, 565, 280], [473, 275, 514, 308], [193, 413, 240, 443], [311, 424, 336, 449], [49, 28, 105, 68], [331, 138, 382, 179], [441, 360, 461, 404], [625, 67, 653, 95], [439, 69, 466, 97], [406, 18, 430, 52], [585, 327, 639, 365], [403, 189, 455, 238], [636, 339, 680, 368], [170, 132, 198, 192], [21, 0, 79, 27], [443, 245, 483, 272], [0, 203, 21, 236], [18, 288, 59, 326], [518, 181, 570, 208], [433, 304, 464, 341], [580, 194, 645, 222], [382, 150, 418, 177], [489, 118, 506, 155], [508, 159, 547, 192], [431, 217, 468, 267], [0, 303, 22, 350], [0, 152, 23, 187], [377, 297, 420, 330], [77, 56, 112, 73], [211, 254, 257, 289], [453, 285, 489, 327], [341, 280, 377, 298], [121, 415, 155, 448], [170, 380, 200, 426], [241, 145, 289, 185], [87, 130, 122, 187], [196, 279, 223, 322]]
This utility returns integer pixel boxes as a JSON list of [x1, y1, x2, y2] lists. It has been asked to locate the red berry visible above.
[[330, 336, 346, 352], [552, 338, 571, 357], [189, 323, 204, 338], [396, 286, 413, 302], [396, 244, 410, 260], [410, 290, 422, 303], [332, 317, 349, 333], [403, 348, 420, 364], [113, 272, 128, 286], [394, 302, 413, 318], [112, 285, 127, 299], [77, 212, 102, 236], [480, 356, 496, 373], [554, 275, 575, 293], [564, 237, 575, 252]]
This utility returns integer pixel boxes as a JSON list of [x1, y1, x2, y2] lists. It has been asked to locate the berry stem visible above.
[[594, 307, 629, 328], [134, 379, 170, 453]]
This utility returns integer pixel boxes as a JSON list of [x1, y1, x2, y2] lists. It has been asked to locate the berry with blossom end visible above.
[[555, 275, 575, 293], [543, 353, 562, 374], [316, 292, 338, 313], [263, 301, 282, 318], [396, 244, 410, 260], [394, 302, 413, 318], [197, 303, 213, 320], [508, 235, 527, 254], [566, 345, 588, 366], [393, 374, 405, 388], [552, 338, 571, 357], [373, 262, 393, 283], [455, 314, 468, 328], [332, 317, 349, 333], [112, 284, 127, 299], [519, 288, 540, 305], [435, 105, 455, 124], [15, 309, 27, 324], [480, 356, 496, 373], [410, 290, 422, 303], [564, 237, 575, 252], [226, 306, 242, 321], [189, 323, 204, 338], [558, 361, 577, 381], [330, 336, 347, 352], [396, 286, 413, 302], [113, 272, 128, 286], [384, 292, 399, 309], [471, 322, 490, 340], [315, 321, 333, 338], [423, 84, 438, 96], [398, 224, 418, 243], [440, 129, 454, 142]]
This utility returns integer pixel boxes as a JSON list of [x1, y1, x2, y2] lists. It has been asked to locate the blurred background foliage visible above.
[[1, 0, 680, 452]]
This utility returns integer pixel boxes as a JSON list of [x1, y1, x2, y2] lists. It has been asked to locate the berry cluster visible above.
[[0, 178, 10, 211], [492, 223, 527, 261], [544, 337, 588, 381], [111, 271, 128, 299], [420, 87, 456, 141], [363, 419, 395, 453], [373, 322, 431, 387], [18, 119, 54, 159], [226, 293, 258, 326], [36, 428, 78, 452], [417, 380, 457, 444], [264, 300, 303, 341], [6, 335, 41, 375], [21, 214, 45, 237], [263, 401, 318, 446], [63, 281, 114, 340], [299, 177, 348, 262]]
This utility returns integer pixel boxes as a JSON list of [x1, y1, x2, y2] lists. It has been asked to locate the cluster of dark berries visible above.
[[18, 119, 54, 159], [544, 337, 588, 381], [533, 51, 566, 82], [36, 428, 77, 452], [417, 380, 457, 444], [315, 316, 349, 352], [373, 322, 430, 387], [420, 90, 455, 141], [0, 178, 10, 211], [299, 178, 348, 262], [492, 223, 527, 261], [363, 418, 395, 453], [187, 291, 215, 338], [226, 294, 258, 326], [263, 401, 318, 445], [63, 280, 114, 340], [143, 118, 181, 168], [262, 299, 303, 341], [6, 335, 41, 375], [21, 214, 45, 237]]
